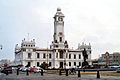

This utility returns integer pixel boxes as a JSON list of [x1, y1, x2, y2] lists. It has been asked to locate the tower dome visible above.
[[57, 7, 61, 11]]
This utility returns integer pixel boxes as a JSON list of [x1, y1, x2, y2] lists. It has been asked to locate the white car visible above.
[[109, 66, 120, 69], [34, 67, 41, 73], [34, 67, 46, 73], [20, 67, 29, 72]]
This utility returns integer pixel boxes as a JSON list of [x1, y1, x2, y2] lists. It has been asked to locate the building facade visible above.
[[15, 8, 92, 69]]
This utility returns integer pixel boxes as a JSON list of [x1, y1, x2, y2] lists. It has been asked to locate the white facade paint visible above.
[[15, 8, 92, 69]]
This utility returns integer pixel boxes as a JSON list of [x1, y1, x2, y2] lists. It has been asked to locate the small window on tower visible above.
[[59, 32, 62, 35], [60, 37, 62, 42], [56, 53, 58, 58]]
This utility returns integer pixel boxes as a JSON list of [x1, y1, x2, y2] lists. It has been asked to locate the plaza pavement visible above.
[[0, 71, 120, 80]]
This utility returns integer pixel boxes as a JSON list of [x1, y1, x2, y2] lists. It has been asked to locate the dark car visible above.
[[116, 68, 120, 73], [1, 67, 12, 74]]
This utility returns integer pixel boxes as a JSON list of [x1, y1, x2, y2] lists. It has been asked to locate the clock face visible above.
[[58, 17, 63, 21]]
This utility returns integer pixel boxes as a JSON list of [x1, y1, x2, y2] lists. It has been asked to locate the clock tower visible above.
[[53, 8, 65, 44], [52, 8, 68, 50]]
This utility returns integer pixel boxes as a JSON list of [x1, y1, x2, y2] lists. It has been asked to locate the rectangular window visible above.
[[60, 37, 62, 42], [66, 53, 68, 58], [43, 53, 46, 58], [74, 62, 76, 66], [69, 54, 71, 59], [79, 62, 81, 66], [37, 53, 40, 58], [56, 53, 58, 58], [37, 62, 39, 67], [79, 54, 81, 59], [74, 54, 76, 59], [28, 53, 31, 58], [69, 62, 71, 66], [49, 54, 51, 58], [49, 62, 51, 66]]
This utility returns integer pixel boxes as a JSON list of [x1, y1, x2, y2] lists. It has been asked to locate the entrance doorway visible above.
[[60, 62, 63, 68]]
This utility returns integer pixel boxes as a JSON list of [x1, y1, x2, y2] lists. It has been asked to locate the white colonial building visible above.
[[15, 8, 92, 69]]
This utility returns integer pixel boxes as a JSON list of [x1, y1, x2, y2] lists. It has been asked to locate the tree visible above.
[[40, 62, 49, 69]]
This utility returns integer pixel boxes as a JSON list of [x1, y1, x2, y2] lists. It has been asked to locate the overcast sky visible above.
[[0, 0, 120, 61]]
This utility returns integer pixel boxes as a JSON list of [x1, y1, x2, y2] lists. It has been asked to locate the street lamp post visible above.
[[64, 50, 66, 69]]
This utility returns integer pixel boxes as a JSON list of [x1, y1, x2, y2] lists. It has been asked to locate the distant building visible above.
[[15, 8, 92, 69], [97, 52, 120, 68], [113, 52, 120, 65], [0, 59, 11, 67]]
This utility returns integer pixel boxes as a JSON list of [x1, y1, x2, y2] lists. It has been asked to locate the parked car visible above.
[[39, 67, 46, 72], [20, 67, 29, 72], [1, 67, 12, 74], [29, 67, 36, 72], [31, 67, 46, 73], [48, 67, 52, 69], [109, 65, 120, 69], [68, 68, 76, 74], [116, 68, 120, 73], [34, 67, 41, 73], [0, 67, 3, 72]]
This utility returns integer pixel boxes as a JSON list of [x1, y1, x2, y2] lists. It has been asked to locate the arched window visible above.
[[43, 53, 46, 58], [37, 62, 39, 67], [49, 62, 52, 66], [74, 62, 76, 66], [79, 62, 81, 66], [69, 54, 71, 59], [74, 54, 76, 59], [79, 54, 81, 59], [28, 53, 31, 58], [37, 53, 40, 58], [49, 54, 52, 58], [59, 50, 63, 58], [69, 62, 71, 66]]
